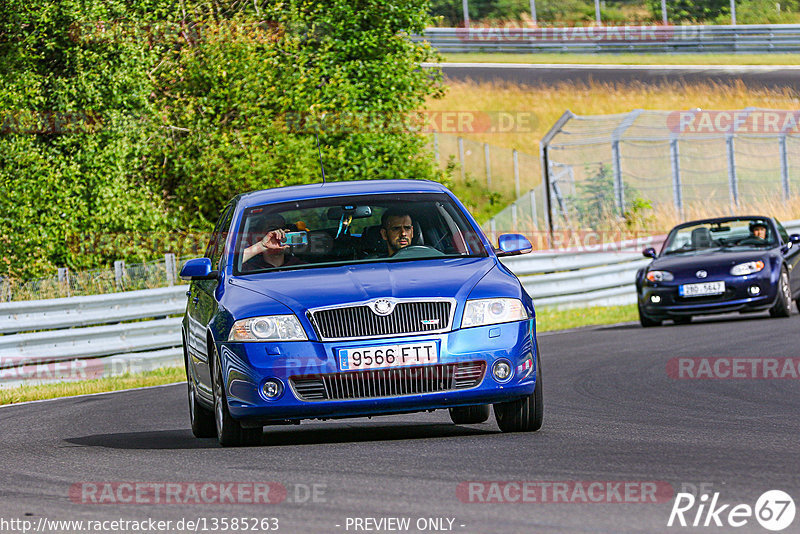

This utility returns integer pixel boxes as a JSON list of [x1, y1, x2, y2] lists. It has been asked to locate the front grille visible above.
[[290, 361, 486, 401], [309, 300, 452, 340]]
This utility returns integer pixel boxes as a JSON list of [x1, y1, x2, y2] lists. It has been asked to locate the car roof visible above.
[[672, 215, 775, 230], [237, 179, 450, 209]]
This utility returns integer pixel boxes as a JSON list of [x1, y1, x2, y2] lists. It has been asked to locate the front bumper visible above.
[[217, 320, 537, 424], [639, 271, 778, 318]]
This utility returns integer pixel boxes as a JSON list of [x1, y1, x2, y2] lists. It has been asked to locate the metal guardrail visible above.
[[417, 25, 800, 53], [0, 286, 187, 387]]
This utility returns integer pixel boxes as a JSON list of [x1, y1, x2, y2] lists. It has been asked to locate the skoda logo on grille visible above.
[[696, 270, 708, 278], [370, 299, 395, 316]]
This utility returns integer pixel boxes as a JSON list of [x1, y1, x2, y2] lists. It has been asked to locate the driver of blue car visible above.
[[749, 221, 768, 241], [380, 208, 414, 256]]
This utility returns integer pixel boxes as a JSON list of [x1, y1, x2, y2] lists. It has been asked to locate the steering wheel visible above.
[[391, 245, 445, 259], [736, 236, 767, 246]]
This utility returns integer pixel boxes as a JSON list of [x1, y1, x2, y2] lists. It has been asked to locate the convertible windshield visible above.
[[662, 218, 776, 255], [233, 192, 487, 274]]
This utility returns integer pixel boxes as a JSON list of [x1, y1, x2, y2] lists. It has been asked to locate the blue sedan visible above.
[[636, 216, 800, 327], [180, 180, 542, 446]]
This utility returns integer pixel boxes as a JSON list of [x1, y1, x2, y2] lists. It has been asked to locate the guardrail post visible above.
[[484, 142, 491, 188], [457, 137, 465, 181], [114, 260, 126, 290], [57, 267, 71, 298], [513, 149, 521, 198], [165, 253, 177, 286], [670, 138, 683, 215], [433, 132, 439, 165], [726, 134, 739, 208], [611, 140, 625, 213], [779, 134, 791, 200]]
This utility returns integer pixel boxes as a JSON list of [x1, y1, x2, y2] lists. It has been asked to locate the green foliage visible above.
[[567, 164, 652, 230], [1, 0, 445, 278], [714, 0, 800, 23], [645, 0, 729, 22]]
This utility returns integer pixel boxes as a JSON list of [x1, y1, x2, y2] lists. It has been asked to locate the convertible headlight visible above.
[[461, 298, 528, 328], [646, 270, 674, 282], [730, 260, 765, 276], [229, 315, 307, 341]]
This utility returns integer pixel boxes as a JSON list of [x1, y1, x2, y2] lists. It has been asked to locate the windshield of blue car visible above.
[[232, 193, 488, 274], [662, 219, 776, 255]]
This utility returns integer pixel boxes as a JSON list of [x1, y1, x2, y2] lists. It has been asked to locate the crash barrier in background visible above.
[[1, 218, 798, 386], [0, 286, 187, 387], [416, 25, 800, 54]]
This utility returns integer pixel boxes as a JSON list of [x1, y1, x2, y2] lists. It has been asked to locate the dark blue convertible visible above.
[[636, 216, 800, 327], [180, 180, 542, 446]]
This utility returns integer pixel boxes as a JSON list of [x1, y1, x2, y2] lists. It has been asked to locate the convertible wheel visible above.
[[188, 380, 216, 438], [638, 302, 662, 327], [212, 346, 262, 447], [769, 270, 792, 318], [449, 405, 491, 425], [494, 355, 543, 433]]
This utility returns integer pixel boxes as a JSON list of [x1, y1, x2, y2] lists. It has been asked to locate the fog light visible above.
[[262, 379, 283, 399], [651, 295, 662, 303], [748, 285, 761, 296], [492, 360, 512, 382]]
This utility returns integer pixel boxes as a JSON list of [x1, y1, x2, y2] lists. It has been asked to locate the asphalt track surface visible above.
[[2, 311, 799, 534], [437, 62, 800, 89]]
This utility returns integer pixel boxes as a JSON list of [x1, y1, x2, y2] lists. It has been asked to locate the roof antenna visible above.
[[315, 130, 326, 185]]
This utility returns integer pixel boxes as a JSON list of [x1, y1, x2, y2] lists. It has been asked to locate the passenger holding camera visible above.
[[241, 218, 307, 271]]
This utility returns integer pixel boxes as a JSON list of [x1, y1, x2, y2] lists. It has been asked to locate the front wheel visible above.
[[212, 345, 262, 447], [769, 269, 792, 318], [449, 405, 491, 425], [494, 355, 543, 433], [638, 302, 662, 327]]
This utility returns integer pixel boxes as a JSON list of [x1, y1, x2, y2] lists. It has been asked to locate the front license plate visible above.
[[679, 281, 725, 297], [338, 341, 438, 371]]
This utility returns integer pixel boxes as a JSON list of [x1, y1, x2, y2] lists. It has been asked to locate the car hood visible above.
[[651, 248, 776, 275], [227, 257, 495, 314]]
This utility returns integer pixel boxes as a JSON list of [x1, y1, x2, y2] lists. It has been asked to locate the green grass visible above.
[[0, 366, 185, 406], [536, 304, 637, 332], [443, 52, 800, 65], [0, 306, 635, 405]]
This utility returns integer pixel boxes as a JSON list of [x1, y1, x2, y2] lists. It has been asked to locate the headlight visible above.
[[646, 270, 674, 282], [229, 315, 307, 341], [730, 260, 765, 276], [461, 298, 528, 328]]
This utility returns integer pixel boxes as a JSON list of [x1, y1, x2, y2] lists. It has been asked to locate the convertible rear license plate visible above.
[[679, 281, 725, 297], [338, 341, 438, 371]]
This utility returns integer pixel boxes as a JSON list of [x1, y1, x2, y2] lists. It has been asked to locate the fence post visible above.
[[484, 142, 491, 188], [670, 138, 683, 215], [114, 260, 126, 291], [611, 140, 625, 214], [462, 0, 470, 28], [165, 253, 177, 286], [490, 218, 496, 244], [57, 267, 71, 298], [726, 134, 739, 208], [513, 149, 521, 198], [530, 189, 538, 231], [0, 277, 9, 302], [529, 0, 537, 24], [457, 137, 465, 181], [511, 203, 518, 231], [433, 132, 439, 165], [779, 134, 791, 200]]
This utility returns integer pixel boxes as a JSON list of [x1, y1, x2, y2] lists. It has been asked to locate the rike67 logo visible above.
[[668, 490, 795, 531]]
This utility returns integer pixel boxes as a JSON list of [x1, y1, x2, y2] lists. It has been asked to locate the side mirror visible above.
[[790, 234, 800, 244], [642, 247, 657, 259], [496, 234, 533, 257], [180, 258, 218, 280]]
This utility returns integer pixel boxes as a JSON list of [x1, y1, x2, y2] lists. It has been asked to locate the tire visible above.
[[673, 316, 692, 325], [796, 297, 800, 314], [638, 302, 662, 327], [493, 355, 543, 433], [769, 269, 792, 318], [449, 405, 491, 425], [212, 345, 262, 447], [188, 380, 216, 438]]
